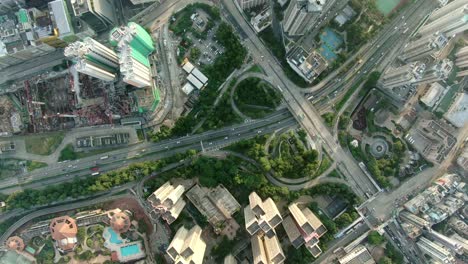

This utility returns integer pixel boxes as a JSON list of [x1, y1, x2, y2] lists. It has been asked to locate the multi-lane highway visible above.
[[0, 110, 296, 193], [221, 0, 380, 198]]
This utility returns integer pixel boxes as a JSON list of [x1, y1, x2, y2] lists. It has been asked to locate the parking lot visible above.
[[174, 9, 225, 67]]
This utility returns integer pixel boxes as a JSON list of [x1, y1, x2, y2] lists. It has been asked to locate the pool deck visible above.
[[103, 227, 146, 262]]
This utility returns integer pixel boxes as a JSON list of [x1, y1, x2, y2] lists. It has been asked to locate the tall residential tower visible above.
[[64, 37, 119, 82], [283, 0, 332, 36]]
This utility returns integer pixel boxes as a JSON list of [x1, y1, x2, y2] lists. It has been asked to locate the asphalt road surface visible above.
[[0, 110, 296, 193]]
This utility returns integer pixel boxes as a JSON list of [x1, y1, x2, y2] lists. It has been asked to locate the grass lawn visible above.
[[58, 144, 124, 162], [25, 132, 64, 155], [26, 161, 48, 171], [247, 64, 264, 74]]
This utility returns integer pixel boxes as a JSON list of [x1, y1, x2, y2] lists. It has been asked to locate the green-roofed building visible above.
[[17, 9, 28, 23]]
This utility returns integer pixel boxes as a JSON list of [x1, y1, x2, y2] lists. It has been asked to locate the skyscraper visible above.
[[64, 37, 119, 82], [109, 22, 155, 88], [283, 0, 332, 36], [399, 33, 449, 62], [166, 225, 206, 264], [417, 237, 455, 264], [417, 2, 468, 38], [71, 0, 117, 33], [380, 61, 426, 89]]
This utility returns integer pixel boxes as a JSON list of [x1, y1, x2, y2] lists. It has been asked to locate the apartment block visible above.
[[283, 0, 334, 36], [283, 203, 327, 258], [244, 192, 282, 237], [417, 1, 468, 38], [167, 225, 206, 264], [399, 33, 449, 62], [417, 237, 455, 264], [380, 61, 426, 88], [251, 234, 285, 264], [282, 216, 305, 248], [64, 37, 119, 82], [147, 181, 186, 224]]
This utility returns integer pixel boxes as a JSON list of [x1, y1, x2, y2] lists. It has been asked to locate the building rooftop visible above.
[[420, 82, 445, 108], [109, 211, 131, 234], [49, 216, 78, 251], [282, 215, 303, 248], [48, 0, 72, 36], [338, 245, 375, 264], [445, 92, 468, 128], [5, 236, 25, 252]]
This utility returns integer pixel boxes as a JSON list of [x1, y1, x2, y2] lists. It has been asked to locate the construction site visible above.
[[0, 65, 157, 134]]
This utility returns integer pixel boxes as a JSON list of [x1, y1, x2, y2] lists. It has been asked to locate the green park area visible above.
[[227, 131, 331, 180], [58, 144, 122, 162], [26, 160, 47, 171], [25, 132, 64, 155], [367, 231, 404, 264], [233, 77, 282, 119]]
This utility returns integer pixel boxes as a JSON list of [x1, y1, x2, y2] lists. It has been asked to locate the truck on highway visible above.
[[90, 167, 99, 172], [91, 172, 100, 176], [100, 155, 109, 160]]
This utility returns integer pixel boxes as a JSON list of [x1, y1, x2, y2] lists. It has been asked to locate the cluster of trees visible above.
[[232, 133, 321, 179], [36, 239, 55, 264], [367, 138, 406, 188], [58, 144, 78, 161], [146, 155, 294, 205], [234, 77, 282, 118], [190, 47, 201, 61], [3, 151, 193, 209], [322, 112, 336, 127], [211, 236, 239, 262], [368, 230, 385, 245], [169, 3, 220, 36], [286, 245, 314, 263]]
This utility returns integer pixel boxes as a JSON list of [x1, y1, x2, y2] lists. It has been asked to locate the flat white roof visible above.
[[183, 61, 195, 73], [49, 0, 72, 36], [191, 68, 208, 84], [182, 82, 195, 95], [187, 74, 203, 89]]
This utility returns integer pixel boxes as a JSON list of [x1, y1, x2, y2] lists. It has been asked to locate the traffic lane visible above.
[[21, 109, 292, 178], [0, 117, 297, 193]]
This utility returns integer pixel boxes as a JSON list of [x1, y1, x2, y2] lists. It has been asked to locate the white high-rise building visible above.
[[283, 0, 333, 36], [381, 61, 426, 88], [237, 0, 268, 10], [400, 33, 449, 62], [417, 3, 468, 38], [74, 60, 116, 82], [417, 237, 456, 264], [166, 225, 206, 264], [64, 37, 119, 82]]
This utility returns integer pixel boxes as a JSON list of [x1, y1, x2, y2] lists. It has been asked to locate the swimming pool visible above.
[[120, 244, 141, 257], [108, 228, 123, 245]]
